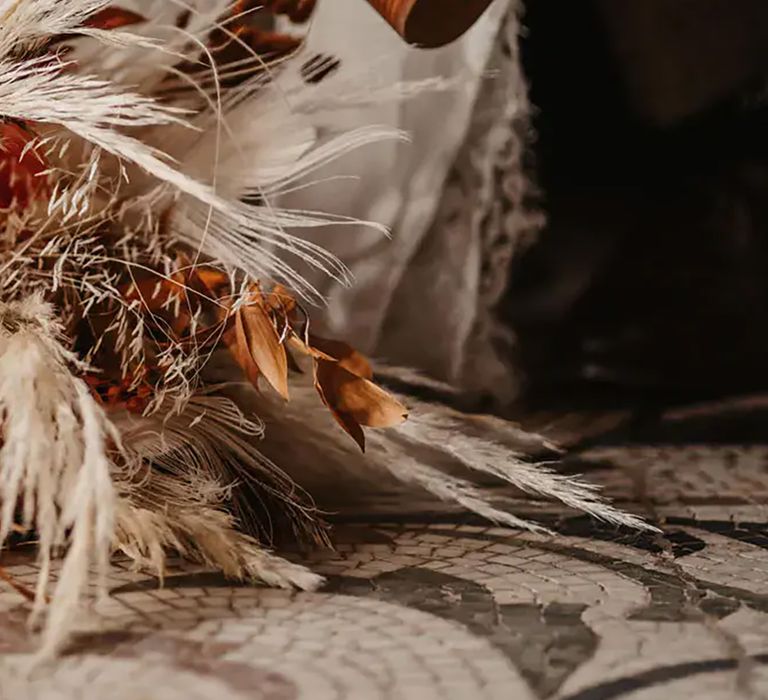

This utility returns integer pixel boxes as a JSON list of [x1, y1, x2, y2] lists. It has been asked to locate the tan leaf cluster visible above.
[[227, 286, 407, 450]]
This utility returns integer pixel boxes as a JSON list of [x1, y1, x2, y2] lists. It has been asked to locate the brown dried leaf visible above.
[[118, 274, 193, 340], [121, 277, 180, 311], [266, 284, 298, 317], [288, 333, 373, 379], [314, 357, 407, 451], [84, 7, 146, 30], [185, 265, 232, 326], [191, 266, 230, 299], [223, 324, 258, 387], [234, 301, 289, 400], [310, 335, 373, 379]]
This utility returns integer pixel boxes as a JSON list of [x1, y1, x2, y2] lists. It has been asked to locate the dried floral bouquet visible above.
[[0, 0, 649, 655]]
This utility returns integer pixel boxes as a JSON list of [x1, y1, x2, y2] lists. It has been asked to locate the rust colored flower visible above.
[[0, 122, 49, 213]]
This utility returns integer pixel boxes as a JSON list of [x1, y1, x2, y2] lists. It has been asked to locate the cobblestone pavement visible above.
[[2, 405, 768, 699]]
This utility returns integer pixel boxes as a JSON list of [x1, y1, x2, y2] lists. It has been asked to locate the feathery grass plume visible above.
[[242, 378, 655, 533], [0, 0, 651, 655], [0, 295, 116, 657]]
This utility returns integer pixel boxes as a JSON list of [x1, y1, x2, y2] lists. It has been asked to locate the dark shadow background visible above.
[[505, 0, 768, 410]]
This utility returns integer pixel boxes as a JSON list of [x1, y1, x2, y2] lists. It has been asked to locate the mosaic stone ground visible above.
[[2, 400, 768, 699]]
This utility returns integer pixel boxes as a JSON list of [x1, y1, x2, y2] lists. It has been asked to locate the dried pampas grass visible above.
[[0, 0, 651, 656], [0, 296, 116, 656]]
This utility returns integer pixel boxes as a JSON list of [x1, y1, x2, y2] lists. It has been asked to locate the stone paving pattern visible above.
[[2, 408, 768, 699]]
